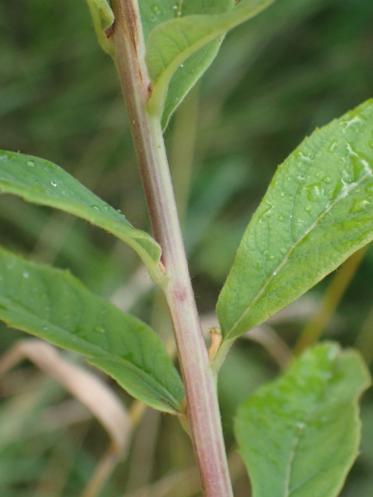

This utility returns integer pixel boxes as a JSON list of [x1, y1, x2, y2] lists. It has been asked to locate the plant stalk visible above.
[[110, 2, 233, 496]]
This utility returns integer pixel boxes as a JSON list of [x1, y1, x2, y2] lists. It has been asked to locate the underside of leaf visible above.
[[146, 0, 274, 119], [0, 150, 164, 283], [141, 0, 235, 128], [0, 248, 185, 413]]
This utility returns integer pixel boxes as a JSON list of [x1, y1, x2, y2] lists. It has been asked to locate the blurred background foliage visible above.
[[0, 0, 372, 496]]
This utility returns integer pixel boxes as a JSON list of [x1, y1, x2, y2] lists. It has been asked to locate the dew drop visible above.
[[306, 183, 323, 201], [27, 160, 35, 167], [299, 152, 311, 163], [341, 168, 353, 185], [23, 271, 30, 279], [257, 202, 273, 224], [344, 115, 362, 130], [328, 141, 337, 153], [346, 143, 359, 158], [50, 180, 58, 188]]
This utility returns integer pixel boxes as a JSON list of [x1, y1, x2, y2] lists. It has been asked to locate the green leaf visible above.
[[0, 247, 185, 413], [0, 150, 164, 283], [85, 0, 115, 55], [140, 0, 235, 129], [235, 343, 371, 497], [217, 99, 373, 341], [146, 0, 274, 120]]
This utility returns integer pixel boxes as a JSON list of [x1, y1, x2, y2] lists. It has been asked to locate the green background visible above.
[[0, 1, 372, 496]]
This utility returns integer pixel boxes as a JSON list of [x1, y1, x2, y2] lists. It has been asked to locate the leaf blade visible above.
[[0, 248, 184, 413], [146, 0, 274, 118], [217, 99, 373, 339], [140, 0, 234, 127], [0, 150, 163, 282], [235, 343, 371, 497]]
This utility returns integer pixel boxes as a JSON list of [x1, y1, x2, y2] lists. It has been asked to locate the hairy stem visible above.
[[111, 2, 233, 496]]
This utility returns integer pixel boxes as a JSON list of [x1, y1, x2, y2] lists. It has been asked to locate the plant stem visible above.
[[110, 2, 233, 496]]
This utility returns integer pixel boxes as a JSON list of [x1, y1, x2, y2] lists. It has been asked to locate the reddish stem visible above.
[[111, 2, 233, 496]]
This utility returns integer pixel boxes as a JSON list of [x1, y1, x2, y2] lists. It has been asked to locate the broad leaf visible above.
[[140, 0, 235, 128], [0, 151, 164, 283], [146, 0, 274, 120], [235, 343, 371, 497], [0, 248, 184, 413], [217, 100, 373, 340]]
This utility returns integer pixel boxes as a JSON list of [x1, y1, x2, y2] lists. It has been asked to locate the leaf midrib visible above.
[[279, 371, 335, 496], [227, 167, 373, 339]]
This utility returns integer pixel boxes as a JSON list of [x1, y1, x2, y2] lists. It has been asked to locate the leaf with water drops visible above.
[[140, 0, 235, 128], [235, 343, 371, 497], [0, 247, 185, 413], [217, 99, 373, 342], [0, 150, 164, 283], [146, 0, 275, 123]]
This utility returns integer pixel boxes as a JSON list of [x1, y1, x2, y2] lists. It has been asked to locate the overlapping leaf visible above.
[[140, 0, 235, 128], [0, 248, 184, 413], [235, 343, 371, 497], [217, 100, 373, 341], [0, 151, 163, 282], [146, 0, 275, 121]]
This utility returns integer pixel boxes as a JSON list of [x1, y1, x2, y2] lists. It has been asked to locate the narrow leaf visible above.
[[85, 0, 115, 55], [0, 151, 163, 283], [146, 0, 274, 118], [140, 0, 235, 128], [217, 100, 373, 340], [0, 248, 185, 414], [235, 343, 371, 497]]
